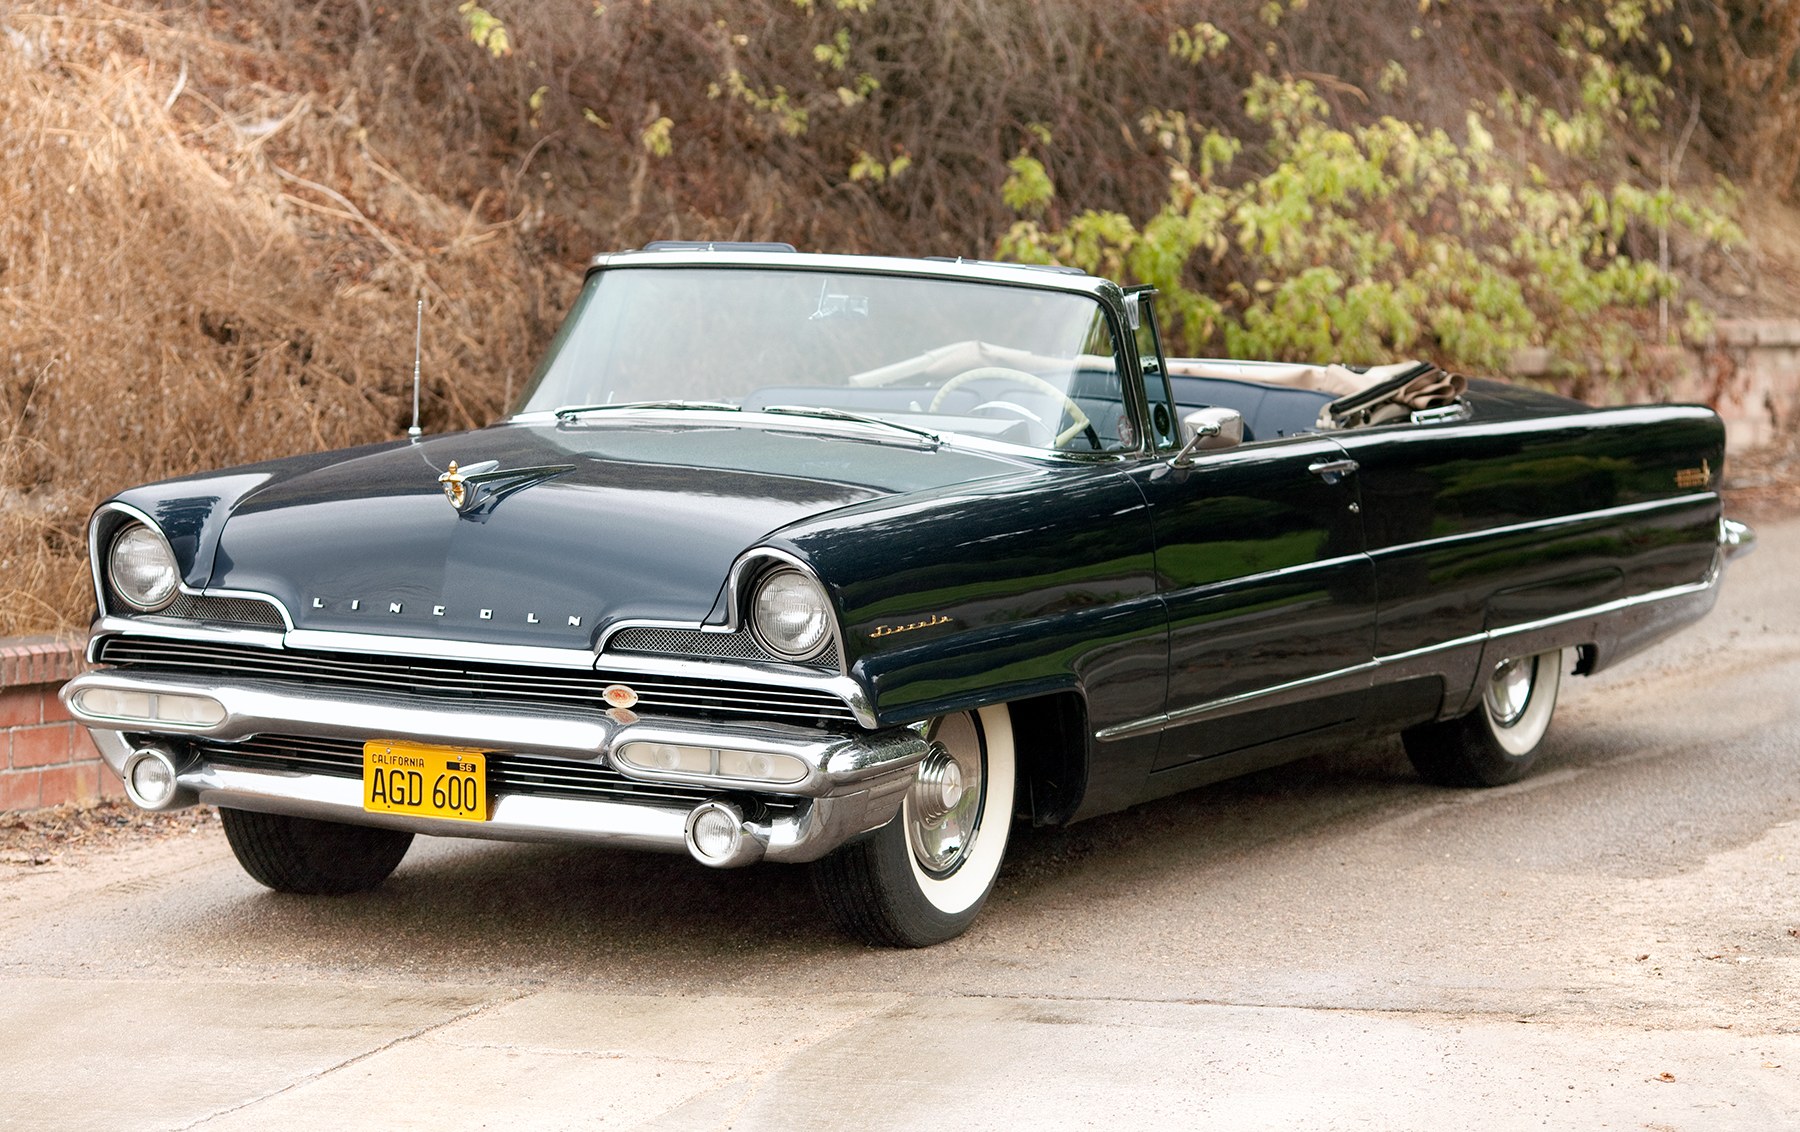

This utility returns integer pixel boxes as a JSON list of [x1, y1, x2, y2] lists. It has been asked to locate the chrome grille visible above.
[[188, 734, 799, 810], [608, 625, 840, 669], [95, 636, 858, 725]]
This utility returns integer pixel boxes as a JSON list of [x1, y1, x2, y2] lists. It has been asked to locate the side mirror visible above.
[[1170, 407, 1243, 467]]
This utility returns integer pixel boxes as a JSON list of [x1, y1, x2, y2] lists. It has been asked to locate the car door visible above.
[[1122, 435, 1378, 773], [1326, 402, 1726, 722]]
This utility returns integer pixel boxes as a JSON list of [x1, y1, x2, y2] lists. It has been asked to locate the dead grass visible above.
[[0, 4, 575, 637], [0, 798, 219, 866]]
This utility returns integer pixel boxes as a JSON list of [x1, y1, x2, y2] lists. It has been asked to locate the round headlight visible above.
[[750, 568, 832, 661], [108, 524, 180, 611]]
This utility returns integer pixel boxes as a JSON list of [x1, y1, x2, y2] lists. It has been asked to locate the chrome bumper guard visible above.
[[61, 670, 925, 866], [1721, 517, 1756, 560]]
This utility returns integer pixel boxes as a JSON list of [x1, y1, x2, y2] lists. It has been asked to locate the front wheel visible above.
[[1402, 648, 1568, 787], [220, 808, 414, 894], [811, 705, 1016, 947]]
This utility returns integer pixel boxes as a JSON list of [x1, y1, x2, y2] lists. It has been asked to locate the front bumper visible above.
[[61, 669, 927, 866]]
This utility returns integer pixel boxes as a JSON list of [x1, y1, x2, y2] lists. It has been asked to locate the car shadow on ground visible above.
[[168, 725, 1632, 977]]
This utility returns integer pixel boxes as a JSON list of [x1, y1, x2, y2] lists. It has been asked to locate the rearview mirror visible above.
[[1171, 407, 1244, 467]]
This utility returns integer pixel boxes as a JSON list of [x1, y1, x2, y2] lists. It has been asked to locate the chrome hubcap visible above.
[[910, 744, 966, 822], [1484, 656, 1535, 728], [907, 715, 984, 875]]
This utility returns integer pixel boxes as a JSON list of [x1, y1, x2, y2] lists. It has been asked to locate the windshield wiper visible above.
[[554, 400, 740, 421], [759, 404, 941, 448]]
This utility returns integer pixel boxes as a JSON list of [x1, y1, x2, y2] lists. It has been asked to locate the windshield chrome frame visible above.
[[506, 250, 1157, 461]]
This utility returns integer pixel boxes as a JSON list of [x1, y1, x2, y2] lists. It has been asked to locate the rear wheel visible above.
[[811, 705, 1015, 947], [1403, 648, 1567, 787], [219, 808, 413, 894]]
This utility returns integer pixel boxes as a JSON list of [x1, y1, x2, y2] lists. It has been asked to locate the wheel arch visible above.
[[1005, 690, 1089, 827]]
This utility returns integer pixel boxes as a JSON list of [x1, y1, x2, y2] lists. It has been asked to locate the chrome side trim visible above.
[[1096, 572, 1722, 743], [1163, 551, 1371, 600], [1367, 493, 1718, 560], [1096, 661, 1380, 742], [1486, 574, 1717, 644], [1371, 630, 1489, 667]]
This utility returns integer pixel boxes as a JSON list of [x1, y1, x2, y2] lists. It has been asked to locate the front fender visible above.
[[776, 464, 1166, 732]]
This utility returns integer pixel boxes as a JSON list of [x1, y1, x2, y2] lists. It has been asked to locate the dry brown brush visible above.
[[1, 4, 571, 637], [2, 1, 1796, 637]]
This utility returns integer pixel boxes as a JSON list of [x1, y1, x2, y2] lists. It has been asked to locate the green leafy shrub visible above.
[[999, 71, 1741, 384]]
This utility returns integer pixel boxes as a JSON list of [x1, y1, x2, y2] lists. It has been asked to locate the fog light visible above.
[[684, 800, 762, 867], [123, 747, 180, 809]]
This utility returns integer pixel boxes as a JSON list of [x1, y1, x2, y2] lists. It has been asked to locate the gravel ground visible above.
[[0, 802, 219, 869]]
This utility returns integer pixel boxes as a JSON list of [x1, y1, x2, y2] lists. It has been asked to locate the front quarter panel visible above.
[[777, 465, 1164, 735], [106, 474, 271, 592]]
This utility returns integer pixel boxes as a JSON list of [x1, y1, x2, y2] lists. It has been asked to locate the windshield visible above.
[[516, 266, 1129, 453]]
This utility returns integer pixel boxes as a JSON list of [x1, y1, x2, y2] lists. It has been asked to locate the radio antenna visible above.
[[407, 297, 423, 439]]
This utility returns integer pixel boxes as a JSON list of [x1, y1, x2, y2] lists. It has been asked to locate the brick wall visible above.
[[0, 638, 118, 813]]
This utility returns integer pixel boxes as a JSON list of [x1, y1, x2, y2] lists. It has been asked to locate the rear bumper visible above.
[[62, 669, 926, 866]]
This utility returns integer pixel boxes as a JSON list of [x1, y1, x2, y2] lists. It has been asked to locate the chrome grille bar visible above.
[[95, 636, 858, 725]]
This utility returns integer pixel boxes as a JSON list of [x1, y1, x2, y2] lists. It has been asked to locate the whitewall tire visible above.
[[812, 704, 1015, 946], [1403, 648, 1568, 787]]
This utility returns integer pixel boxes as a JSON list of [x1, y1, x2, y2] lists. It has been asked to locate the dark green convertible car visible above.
[[63, 245, 1753, 945]]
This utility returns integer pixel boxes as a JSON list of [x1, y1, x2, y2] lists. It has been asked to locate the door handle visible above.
[[1307, 458, 1359, 483]]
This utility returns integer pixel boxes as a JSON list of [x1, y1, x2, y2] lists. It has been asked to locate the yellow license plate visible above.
[[363, 740, 489, 822]]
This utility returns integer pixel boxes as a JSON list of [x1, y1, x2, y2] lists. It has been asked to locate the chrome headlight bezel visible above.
[[107, 523, 181, 612], [748, 566, 834, 662]]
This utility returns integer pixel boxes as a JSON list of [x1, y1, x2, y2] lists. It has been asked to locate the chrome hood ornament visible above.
[[438, 459, 575, 515]]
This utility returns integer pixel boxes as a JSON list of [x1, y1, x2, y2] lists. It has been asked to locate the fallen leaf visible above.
[[1654, 1072, 1676, 1083], [1763, 1061, 1783, 1069], [1635, 954, 1650, 962]]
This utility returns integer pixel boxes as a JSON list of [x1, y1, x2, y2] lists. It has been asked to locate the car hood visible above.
[[177, 420, 1025, 650]]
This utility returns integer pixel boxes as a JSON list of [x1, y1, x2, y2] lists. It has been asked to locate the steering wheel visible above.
[[926, 367, 1099, 449]]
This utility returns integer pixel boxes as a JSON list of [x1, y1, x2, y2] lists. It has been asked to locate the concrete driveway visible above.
[[3, 521, 1797, 1130]]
